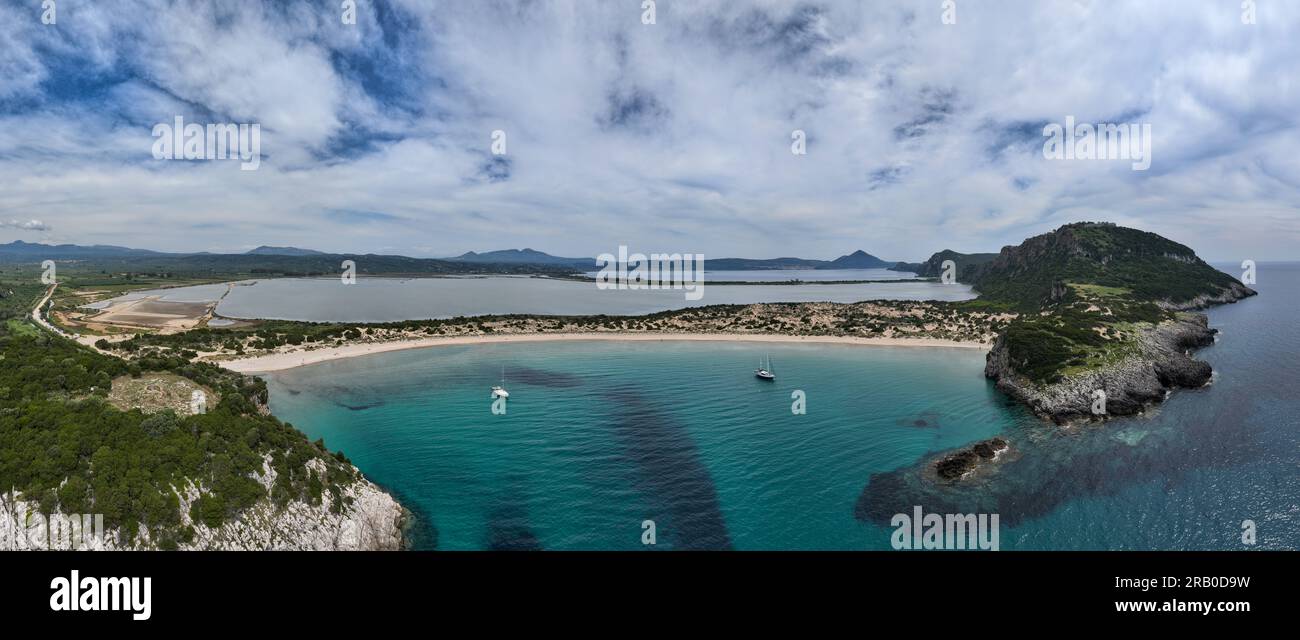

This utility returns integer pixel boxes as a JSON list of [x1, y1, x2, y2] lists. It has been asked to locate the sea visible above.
[[249, 263, 1297, 550]]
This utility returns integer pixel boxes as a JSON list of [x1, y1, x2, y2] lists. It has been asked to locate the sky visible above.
[[0, 0, 1297, 261]]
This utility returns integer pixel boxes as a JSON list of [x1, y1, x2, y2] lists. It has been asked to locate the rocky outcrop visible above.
[[0, 457, 405, 551], [166, 457, 405, 551], [1158, 280, 1256, 311], [933, 437, 1010, 481], [985, 314, 1217, 424]]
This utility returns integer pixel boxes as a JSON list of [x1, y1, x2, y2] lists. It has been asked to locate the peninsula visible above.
[[2, 222, 1256, 549], [93, 222, 1254, 426]]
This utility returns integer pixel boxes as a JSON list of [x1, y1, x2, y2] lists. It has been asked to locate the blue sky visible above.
[[1, 0, 1297, 261]]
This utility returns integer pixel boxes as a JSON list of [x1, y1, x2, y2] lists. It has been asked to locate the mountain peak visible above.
[[246, 246, 325, 256], [448, 248, 590, 266], [827, 250, 890, 269]]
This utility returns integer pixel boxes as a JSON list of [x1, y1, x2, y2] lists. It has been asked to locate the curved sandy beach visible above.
[[215, 332, 990, 373]]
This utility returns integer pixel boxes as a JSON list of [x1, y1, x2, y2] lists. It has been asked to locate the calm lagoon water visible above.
[[127, 275, 973, 323], [583, 268, 921, 282], [261, 263, 1300, 550]]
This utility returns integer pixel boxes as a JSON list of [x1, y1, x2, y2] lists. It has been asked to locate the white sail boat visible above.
[[754, 355, 775, 381], [491, 366, 510, 398]]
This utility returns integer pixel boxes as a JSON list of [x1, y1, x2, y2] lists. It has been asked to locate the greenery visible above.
[[953, 223, 1248, 385], [1001, 285, 1174, 383], [0, 220, 1251, 550], [970, 222, 1241, 310], [0, 274, 360, 546], [95, 298, 1012, 359]]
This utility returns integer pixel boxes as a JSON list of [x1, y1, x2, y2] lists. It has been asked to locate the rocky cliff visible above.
[[1158, 280, 1257, 311], [1, 457, 405, 551], [985, 313, 1217, 424]]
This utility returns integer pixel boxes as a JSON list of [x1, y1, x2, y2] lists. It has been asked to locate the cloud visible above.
[[322, 209, 404, 224], [0, 0, 1296, 260], [1, 219, 50, 231]]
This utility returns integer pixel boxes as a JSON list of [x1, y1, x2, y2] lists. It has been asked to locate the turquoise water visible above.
[[262, 263, 1299, 550], [265, 342, 1015, 549]]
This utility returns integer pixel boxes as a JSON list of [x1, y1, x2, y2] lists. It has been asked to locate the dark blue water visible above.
[[262, 263, 1298, 550]]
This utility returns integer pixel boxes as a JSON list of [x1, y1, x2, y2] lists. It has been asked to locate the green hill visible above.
[[913, 249, 998, 281], [969, 222, 1252, 310]]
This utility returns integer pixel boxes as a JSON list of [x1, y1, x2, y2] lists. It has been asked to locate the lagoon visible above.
[[104, 274, 975, 323]]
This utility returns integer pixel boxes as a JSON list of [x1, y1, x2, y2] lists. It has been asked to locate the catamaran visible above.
[[491, 366, 510, 399], [754, 355, 775, 381]]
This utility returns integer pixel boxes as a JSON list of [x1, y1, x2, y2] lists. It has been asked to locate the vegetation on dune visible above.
[[96, 299, 1014, 359]]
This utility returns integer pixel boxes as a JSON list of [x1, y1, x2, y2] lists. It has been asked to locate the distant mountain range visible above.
[[0, 239, 171, 259], [702, 250, 899, 271], [0, 240, 924, 274], [0, 241, 559, 276], [446, 248, 906, 271]]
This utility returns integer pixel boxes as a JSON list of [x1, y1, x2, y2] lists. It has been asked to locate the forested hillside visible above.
[[0, 274, 368, 548]]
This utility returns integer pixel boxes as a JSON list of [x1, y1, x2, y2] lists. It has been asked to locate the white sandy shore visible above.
[[215, 332, 990, 373]]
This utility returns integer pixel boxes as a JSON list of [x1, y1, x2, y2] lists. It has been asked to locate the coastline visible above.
[[215, 332, 990, 373]]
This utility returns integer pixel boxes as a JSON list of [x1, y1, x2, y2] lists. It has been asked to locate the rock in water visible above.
[[934, 438, 1010, 481]]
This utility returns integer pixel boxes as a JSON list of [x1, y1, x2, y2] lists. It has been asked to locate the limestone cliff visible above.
[[984, 313, 1217, 424], [1, 457, 405, 551]]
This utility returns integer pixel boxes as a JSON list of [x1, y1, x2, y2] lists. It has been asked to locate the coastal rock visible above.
[[933, 437, 1010, 481], [1157, 280, 1257, 311], [985, 314, 1217, 424], [169, 458, 406, 551], [0, 457, 405, 551]]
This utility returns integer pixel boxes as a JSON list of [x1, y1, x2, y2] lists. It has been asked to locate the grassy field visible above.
[[1068, 283, 1132, 298], [107, 372, 219, 415]]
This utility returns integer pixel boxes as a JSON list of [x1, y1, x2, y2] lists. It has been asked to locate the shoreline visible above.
[[215, 332, 990, 373]]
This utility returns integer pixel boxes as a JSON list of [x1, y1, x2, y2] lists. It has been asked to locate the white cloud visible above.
[[0, 0, 1296, 260], [1, 219, 50, 231]]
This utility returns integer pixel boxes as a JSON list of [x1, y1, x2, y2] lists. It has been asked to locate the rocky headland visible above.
[[968, 222, 1257, 425], [984, 313, 1223, 424]]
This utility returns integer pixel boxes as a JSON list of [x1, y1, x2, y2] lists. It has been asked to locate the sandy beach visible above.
[[215, 332, 990, 373]]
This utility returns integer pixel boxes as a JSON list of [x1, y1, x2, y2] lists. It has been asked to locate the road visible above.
[[29, 282, 116, 350], [30, 282, 62, 334]]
